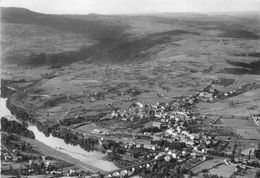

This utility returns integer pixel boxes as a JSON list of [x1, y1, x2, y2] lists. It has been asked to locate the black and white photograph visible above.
[[0, 0, 260, 177]]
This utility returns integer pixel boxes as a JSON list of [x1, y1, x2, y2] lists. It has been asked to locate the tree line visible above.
[[1, 117, 35, 139]]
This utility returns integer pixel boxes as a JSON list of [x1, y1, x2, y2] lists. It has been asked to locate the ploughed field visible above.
[[1, 7, 260, 177]]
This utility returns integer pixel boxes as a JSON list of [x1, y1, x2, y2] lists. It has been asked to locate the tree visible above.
[[255, 149, 260, 159], [180, 165, 188, 174], [174, 165, 181, 174], [19, 166, 23, 175], [187, 170, 194, 178], [255, 171, 260, 178], [10, 165, 13, 174]]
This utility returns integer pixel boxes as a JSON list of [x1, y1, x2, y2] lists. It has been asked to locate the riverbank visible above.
[[21, 136, 104, 173], [1, 97, 118, 173]]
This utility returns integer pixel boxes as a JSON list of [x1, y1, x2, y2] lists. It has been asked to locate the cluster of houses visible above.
[[97, 81, 260, 177], [106, 168, 136, 178], [99, 97, 210, 174], [1, 149, 23, 163], [197, 86, 218, 102], [252, 114, 260, 127], [195, 82, 257, 103], [111, 100, 193, 123], [1, 148, 93, 177], [50, 81, 259, 178], [1, 151, 51, 175]]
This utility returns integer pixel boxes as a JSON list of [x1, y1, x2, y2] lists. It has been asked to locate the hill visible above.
[[1, 7, 259, 67]]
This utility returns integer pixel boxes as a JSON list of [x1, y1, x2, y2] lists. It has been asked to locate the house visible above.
[[143, 144, 154, 150], [152, 122, 161, 129], [252, 114, 260, 126], [92, 129, 101, 134], [164, 155, 171, 161], [185, 141, 194, 146], [191, 152, 197, 158], [4, 155, 12, 161], [89, 96, 96, 102], [112, 172, 120, 177], [143, 132, 152, 136], [203, 155, 210, 161], [51, 170, 62, 176], [165, 128, 174, 134], [172, 152, 177, 158], [120, 170, 128, 177]]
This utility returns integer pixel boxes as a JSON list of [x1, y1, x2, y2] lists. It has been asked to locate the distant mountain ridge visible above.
[[1, 7, 127, 41], [1, 7, 259, 67], [1, 7, 197, 66]]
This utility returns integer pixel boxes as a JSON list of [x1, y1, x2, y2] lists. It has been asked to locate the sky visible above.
[[1, 0, 259, 14]]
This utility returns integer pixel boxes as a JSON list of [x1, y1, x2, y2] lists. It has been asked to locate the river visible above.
[[0, 97, 118, 172]]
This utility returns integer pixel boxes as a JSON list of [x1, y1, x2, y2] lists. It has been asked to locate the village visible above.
[[2, 77, 259, 178], [98, 82, 260, 177]]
